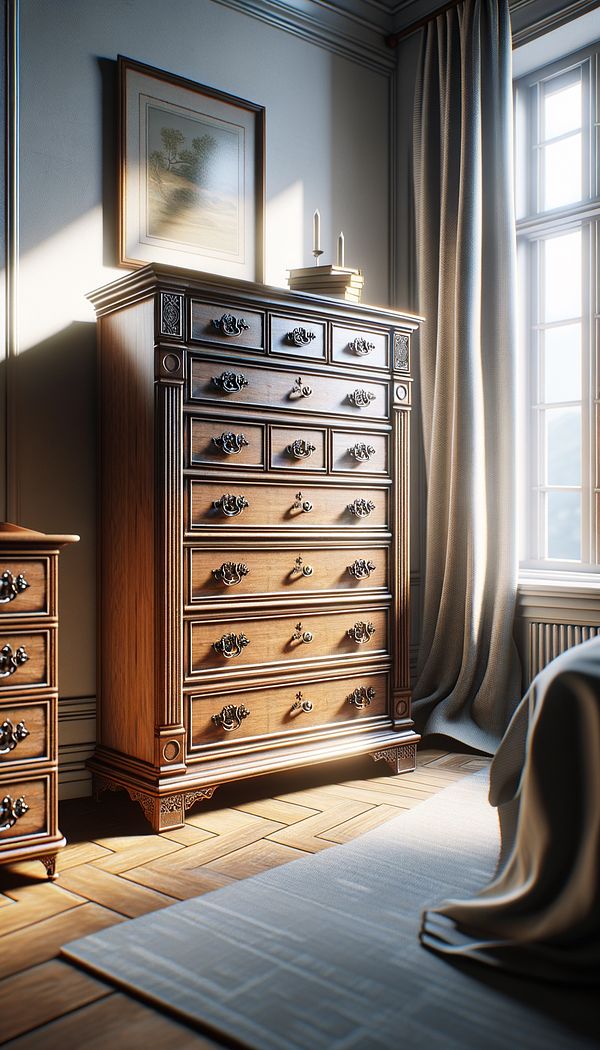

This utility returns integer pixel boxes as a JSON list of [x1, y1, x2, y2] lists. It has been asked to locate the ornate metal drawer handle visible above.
[[0, 644, 29, 678], [212, 633, 250, 659], [347, 443, 376, 461], [212, 432, 249, 455], [290, 376, 313, 399], [0, 794, 29, 832], [211, 313, 249, 337], [347, 499, 376, 517], [211, 704, 251, 731], [291, 691, 313, 714], [348, 338, 375, 356], [213, 494, 250, 517], [292, 622, 313, 643], [292, 556, 313, 577], [286, 327, 316, 346], [212, 371, 249, 393], [212, 562, 249, 587], [347, 559, 376, 580], [347, 686, 376, 709], [347, 388, 376, 408], [293, 492, 313, 513], [347, 621, 376, 644], [287, 439, 316, 460], [0, 570, 29, 604], [0, 719, 30, 755]]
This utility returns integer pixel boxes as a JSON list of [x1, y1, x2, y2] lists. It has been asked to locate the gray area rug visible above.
[[63, 771, 599, 1049]]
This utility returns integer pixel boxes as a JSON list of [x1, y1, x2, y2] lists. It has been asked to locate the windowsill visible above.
[[518, 569, 600, 620], [519, 569, 600, 594]]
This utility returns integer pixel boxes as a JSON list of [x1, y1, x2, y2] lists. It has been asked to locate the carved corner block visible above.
[[156, 347, 185, 382], [160, 292, 184, 339], [371, 743, 417, 774], [393, 331, 410, 371]]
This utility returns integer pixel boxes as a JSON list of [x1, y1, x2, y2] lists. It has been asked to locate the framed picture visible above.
[[118, 56, 265, 281]]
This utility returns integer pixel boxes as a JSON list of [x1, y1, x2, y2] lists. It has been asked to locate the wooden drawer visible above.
[[0, 698, 52, 765], [188, 544, 389, 603], [189, 671, 389, 748], [269, 315, 326, 361], [189, 418, 265, 470], [187, 607, 389, 679], [331, 430, 389, 476], [0, 557, 50, 617], [0, 773, 52, 845], [332, 324, 388, 370], [188, 480, 390, 531], [0, 630, 51, 692], [188, 358, 388, 421], [190, 300, 264, 351], [270, 426, 326, 472]]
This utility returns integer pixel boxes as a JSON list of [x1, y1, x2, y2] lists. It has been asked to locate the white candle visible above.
[[337, 231, 345, 268], [313, 210, 321, 252]]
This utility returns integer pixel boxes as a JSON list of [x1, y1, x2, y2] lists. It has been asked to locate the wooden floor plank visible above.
[[120, 864, 237, 900], [0, 960, 112, 1042], [57, 865, 177, 918], [318, 803, 408, 844], [0, 882, 85, 937], [92, 835, 185, 875], [203, 839, 310, 879], [233, 797, 320, 824], [147, 815, 285, 871], [267, 800, 375, 852], [160, 825, 218, 846], [0, 902, 124, 980]]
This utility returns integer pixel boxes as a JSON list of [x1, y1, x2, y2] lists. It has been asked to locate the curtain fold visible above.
[[412, 0, 521, 754]]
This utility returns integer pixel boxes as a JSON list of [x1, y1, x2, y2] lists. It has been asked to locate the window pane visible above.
[[542, 134, 582, 210], [543, 80, 581, 140], [543, 231, 581, 323], [545, 407, 581, 485], [543, 324, 581, 402], [546, 491, 581, 560]]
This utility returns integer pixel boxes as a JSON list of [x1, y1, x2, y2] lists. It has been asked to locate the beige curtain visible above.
[[412, 0, 521, 753]]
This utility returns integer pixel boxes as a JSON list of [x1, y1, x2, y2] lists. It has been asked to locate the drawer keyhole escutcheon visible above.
[[212, 562, 249, 587], [0, 719, 29, 754], [348, 338, 375, 356], [347, 442, 376, 462], [292, 623, 313, 643], [291, 692, 313, 714], [212, 633, 250, 659], [347, 499, 376, 517], [0, 570, 29, 604], [0, 795, 29, 832], [347, 621, 376, 644], [212, 704, 251, 731], [211, 313, 249, 337], [347, 559, 376, 580], [0, 644, 29, 678], [286, 328, 316, 347], [287, 439, 316, 460], [347, 389, 376, 408], [212, 432, 249, 456], [347, 686, 376, 709], [292, 556, 313, 578], [212, 371, 249, 393], [290, 377, 313, 399], [293, 492, 313, 513], [213, 494, 249, 517]]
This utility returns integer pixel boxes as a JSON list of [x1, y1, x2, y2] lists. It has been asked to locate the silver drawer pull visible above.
[[212, 562, 249, 587], [293, 492, 313, 513], [212, 371, 249, 392], [290, 376, 313, 399], [0, 795, 29, 832], [212, 704, 250, 731], [0, 644, 29, 678], [348, 338, 375, 356], [287, 327, 316, 346], [347, 499, 376, 517], [347, 388, 376, 408], [211, 313, 249, 337], [291, 692, 313, 714], [212, 633, 250, 659], [347, 621, 376, 644], [0, 570, 29, 604], [347, 443, 376, 461], [0, 719, 30, 755], [212, 432, 249, 455], [292, 622, 313, 643], [213, 494, 250, 517], [292, 556, 313, 578], [287, 439, 316, 460], [347, 686, 375, 709], [347, 559, 376, 580]]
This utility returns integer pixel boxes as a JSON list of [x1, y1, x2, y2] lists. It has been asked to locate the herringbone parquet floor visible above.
[[0, 749, 490, 1048]]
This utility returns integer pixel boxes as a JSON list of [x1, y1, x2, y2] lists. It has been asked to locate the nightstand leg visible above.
[[40, 854, 58, 880]]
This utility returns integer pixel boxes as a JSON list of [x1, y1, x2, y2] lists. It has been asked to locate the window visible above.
[[515, 44, 599, 569]]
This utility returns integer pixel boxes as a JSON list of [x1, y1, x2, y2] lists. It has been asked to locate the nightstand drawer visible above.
[[0, 631, 52, 692], [0, 773, 51, 844], [332, 325, 388, 370], [0, 558, 50, 617], [190, 301, 265, 351], [189, 418, 265, 470], [0, 698, 52, 765]]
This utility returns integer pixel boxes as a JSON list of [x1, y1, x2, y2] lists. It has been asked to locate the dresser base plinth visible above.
[[92, 772, 220, 832], [370, 741, 418, 774]]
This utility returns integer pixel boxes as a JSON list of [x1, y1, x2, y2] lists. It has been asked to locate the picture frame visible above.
[[118, 56, 265, 282]]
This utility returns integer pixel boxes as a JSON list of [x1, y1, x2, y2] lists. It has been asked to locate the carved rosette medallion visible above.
[[0, 794, 29, 832], [348, 337, 375, 356], [346, 559, 376, 580], [286, 327, 316, 346], [0, 718, 30, 754], [212, 371, 249, 393], [0, 644, 28, 679], [212, 704, 251, 731], [212, 432, 249, 455], [160, 293, 183, 338], [347, 388, 376, 408], [211, 313, 249, 337], [213, 494, 250, 517], [212, 562, 250, 586], [347, 442, 376, 462], [394, 333, 410, 370], [0, 569, 29, 604], [347, 499, 376, 517]]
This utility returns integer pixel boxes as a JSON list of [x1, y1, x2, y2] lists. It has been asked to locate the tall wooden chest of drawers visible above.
[[0, 523, 78, 876], [89, 265, 421, 831]]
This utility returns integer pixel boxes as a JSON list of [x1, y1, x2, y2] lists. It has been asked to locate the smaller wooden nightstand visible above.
[[0, 523, 78, 879]]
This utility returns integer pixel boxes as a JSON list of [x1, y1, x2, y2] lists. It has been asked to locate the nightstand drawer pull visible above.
[[211, 704, 251, 731], [0, 718, 30, 754], [212, 562, 249, 587], [0, 794, 29, 832], [347, 686, 376, 709], [292, 623, 313, 643], [286, 327, 316, 347], [290, 377, 313, 399], [212, 371, 249, 393], [287, 439, 316, 460], [0, 570, 30, 604], [347, 559, 376, 580], [212, 432, 249, 455], [212, 633, 250, 659], [347, 388, 376, 408], [291, 692, 313, 714], [347, 621, 376, 644], [211, 313, 249, 337], [0, 644, 29, 678], [293, 492, 313, 513], [347, 499, 376, 517], [292, 556, 313, 578], [347, 442, 376, 461], [348, 338, 375, 356], [213, 494, 250, 517]]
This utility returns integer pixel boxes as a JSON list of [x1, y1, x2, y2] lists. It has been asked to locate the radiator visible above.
[[529, 622, 600, 680]]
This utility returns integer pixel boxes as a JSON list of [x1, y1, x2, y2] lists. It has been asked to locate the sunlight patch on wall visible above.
[[265, 179, 304, 289]]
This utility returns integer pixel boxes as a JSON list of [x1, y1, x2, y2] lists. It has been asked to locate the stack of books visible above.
[[287, 265, 364, 303]]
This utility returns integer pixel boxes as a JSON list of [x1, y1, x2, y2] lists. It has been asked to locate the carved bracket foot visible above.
[[371, 743, 417, 774], [92, 775, 220, 832], [40, 854, 58, 880]]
